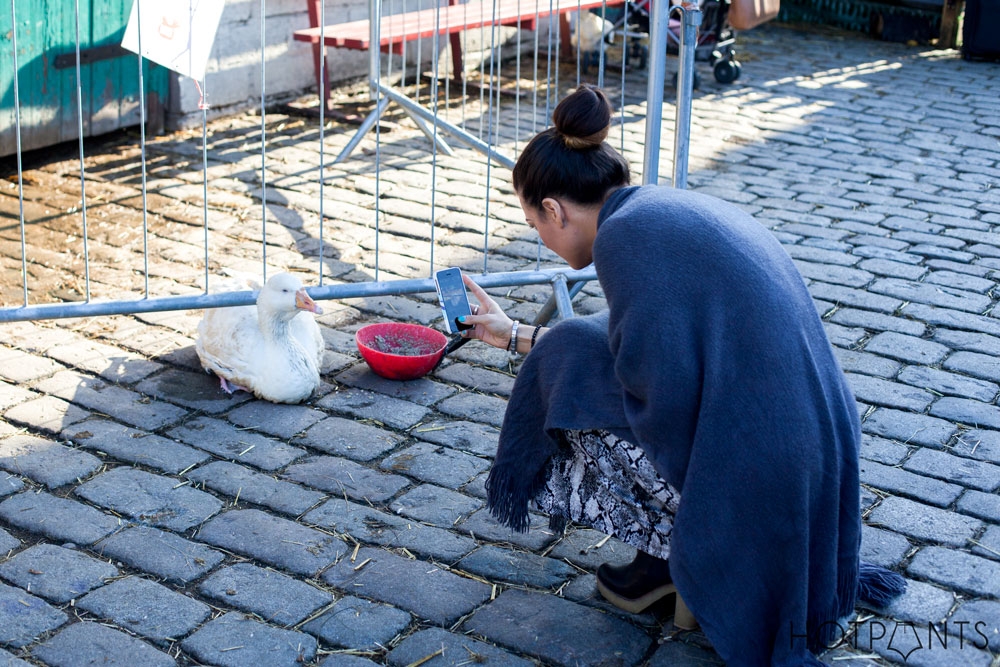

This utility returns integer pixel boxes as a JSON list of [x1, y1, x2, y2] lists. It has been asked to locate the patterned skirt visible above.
[[533, 429, 681, 560]]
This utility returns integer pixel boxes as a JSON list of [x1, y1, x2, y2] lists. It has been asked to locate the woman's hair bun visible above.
[[552, 84, 612, 150]]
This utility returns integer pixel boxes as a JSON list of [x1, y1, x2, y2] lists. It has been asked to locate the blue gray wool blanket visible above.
[[486, 186, 904, 666]]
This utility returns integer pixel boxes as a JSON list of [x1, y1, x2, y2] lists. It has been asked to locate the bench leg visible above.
[[307, 0, 332, 111], [450, 33, 465, 82]]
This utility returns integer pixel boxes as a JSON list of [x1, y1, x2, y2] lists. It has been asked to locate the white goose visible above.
[[195, 272, 325, 404]]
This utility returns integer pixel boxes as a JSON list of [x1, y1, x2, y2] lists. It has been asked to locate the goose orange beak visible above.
[[295, 288, 323, 314]]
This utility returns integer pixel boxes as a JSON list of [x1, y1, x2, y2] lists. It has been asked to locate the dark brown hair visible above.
[[512, 85, 631, 211]]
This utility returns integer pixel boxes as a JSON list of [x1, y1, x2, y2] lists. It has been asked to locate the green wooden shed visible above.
[[1, 0, 168, 157]]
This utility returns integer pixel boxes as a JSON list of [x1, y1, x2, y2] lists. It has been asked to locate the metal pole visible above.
[[672, 4, 699, 190], [641, 0, 670, 184]]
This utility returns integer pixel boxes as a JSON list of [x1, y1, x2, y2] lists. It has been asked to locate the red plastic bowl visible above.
[[355, 322, 448, 381]]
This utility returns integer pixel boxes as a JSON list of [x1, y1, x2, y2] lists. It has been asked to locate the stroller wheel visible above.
[[713, 59, 741, 84]]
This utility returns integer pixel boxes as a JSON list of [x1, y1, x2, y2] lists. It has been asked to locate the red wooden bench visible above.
[[294, 0, 626, 110]]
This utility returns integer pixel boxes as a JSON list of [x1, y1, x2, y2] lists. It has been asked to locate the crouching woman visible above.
[[459, 84, 903, 666]]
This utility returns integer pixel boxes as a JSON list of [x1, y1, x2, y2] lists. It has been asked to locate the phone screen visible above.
[[434, 267, 473, 334]]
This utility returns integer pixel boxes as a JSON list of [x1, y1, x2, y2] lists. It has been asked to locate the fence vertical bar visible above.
[[9, 0, 27, 306], [640, 0, 668, 185], [202, 80, 210, 293], [137, 0, 150, 297], [260, 0, 268, 282], [672, 4, 698, 190], [319, 0, 327, 284], [73, 0, 91, 302]]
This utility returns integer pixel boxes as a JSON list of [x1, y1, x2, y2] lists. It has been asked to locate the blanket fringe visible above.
[[857, 561, 906, 609]]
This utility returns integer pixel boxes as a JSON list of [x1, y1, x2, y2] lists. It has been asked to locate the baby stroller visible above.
[[611, 0, 741, 87]]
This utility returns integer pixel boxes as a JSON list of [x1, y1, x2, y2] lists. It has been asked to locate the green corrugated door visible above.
[[0, 0, 168, 157]]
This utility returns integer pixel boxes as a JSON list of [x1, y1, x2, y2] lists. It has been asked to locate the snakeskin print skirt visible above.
[[533, 429, 681, 560]]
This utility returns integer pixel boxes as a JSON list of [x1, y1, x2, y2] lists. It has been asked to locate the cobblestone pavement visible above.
[[1, 20, 1000, 667]]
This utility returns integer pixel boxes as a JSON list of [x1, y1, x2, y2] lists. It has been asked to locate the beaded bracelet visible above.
[[530, 325, 542, 349]]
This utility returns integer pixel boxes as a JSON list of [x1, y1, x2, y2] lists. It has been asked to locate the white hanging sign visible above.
[[121, 0, 225, 81]]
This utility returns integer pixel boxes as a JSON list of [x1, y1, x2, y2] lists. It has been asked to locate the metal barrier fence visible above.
[[0, 0, 699, 325]]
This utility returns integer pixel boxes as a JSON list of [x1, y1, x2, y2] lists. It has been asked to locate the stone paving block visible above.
[[316, 387, 430, 430], [63, 418, 209, 475], [833, 349, 901, 379], [455, 544, 577, 589], [135, 367, 249, 414], [0, 348, 64, 383], [199, 563, 332, 626], [930, 397, 1000, 431], [864, 578, 955, 627], [75, 467, 222, 532], [433, 363, 516, 397], [953, 429, 1000, 466], [546, 527, 637, 571], [321, 547, 491, 626], [647, 640, 725, 666], [0, 648, 31, 667], [463, 588, 652, 667], [829, 308, 926, 336], [435, 392, 507, 428], [957, 490, 1000, 523], [949, 599, 1000, 652], [870, 496, 981, 547], [898, 366, 999, 403], [796, 262, 873, 289], [412, 420, 500, 458], [181, 612, 317, 667], [859, 434, 909, 465], [857, 258, 927, 280], [77, 576, 211, 644], [458, 509, 558, 552], [807, 283, 902, 314], [0, 581, 67, 647], [903, 449, 1000, 493], [862, 408, 957, 450], [390, 484, 482, 527], [95, 526, 223, 584], [0, 473, 24, 498], [0, 381, 35, 412], [382, 442, 490, 489], [0, 491, 120, 545], [863, 331, 950, 366], [860, 525, 911, 569], [907, 546, 1000, 598], [319, 654, 382, 667], [386, 626, 535, 667], [859, 460, 963, 508], [0, 527, 17, 554], [943, 351, 1000, 384], [305, 498, 475, 562], [284, 455, 410, 503], [904, 303, 1000, 339], [301, 595, 411, 651], [168, 416, 307, 471], [971, 525, 1000, 562], [32, 370, 188, 430], [933, 329, 1000, 356], [845, 374, 934, 412], [335, 364, 457, 406], [45, 340, 163, 385], [824, 323, 867, 349], [186, 461, 325, 516], [0, 543, 117, 604], [197, 509, 348, 576], [226, 400, 326, 438], [925, 271, 995, 294], [3, 396, 90, 434], [0, 433, 101, 489], [298, 416, 403, 462], [32, 621, 176, 666]]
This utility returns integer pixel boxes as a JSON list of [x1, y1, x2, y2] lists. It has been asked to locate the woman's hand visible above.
[[459, 273, 514, 350]]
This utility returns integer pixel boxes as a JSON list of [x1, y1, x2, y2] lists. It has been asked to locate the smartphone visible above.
[[434, 267, 473, 334]]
